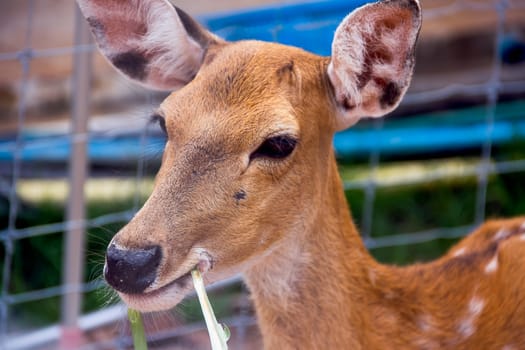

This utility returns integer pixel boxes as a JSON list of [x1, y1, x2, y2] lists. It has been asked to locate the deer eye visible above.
[[250, 135, 298, 161]]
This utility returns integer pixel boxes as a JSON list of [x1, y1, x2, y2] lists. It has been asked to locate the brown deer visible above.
[[77, 0, 525, 348]]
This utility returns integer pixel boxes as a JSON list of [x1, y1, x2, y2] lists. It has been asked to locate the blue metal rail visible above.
[[1, 0, 523, 163], [1, 101, 524, 162], [201, 0, 370, 56]]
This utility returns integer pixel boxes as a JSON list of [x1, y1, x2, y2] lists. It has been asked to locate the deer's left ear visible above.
[[77, 0, 223, 91], [327, 0, 422, 130]]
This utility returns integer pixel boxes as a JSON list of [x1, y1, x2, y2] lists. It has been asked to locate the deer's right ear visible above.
[[77, 0, 223, 91], [327, 0, 421, 130]]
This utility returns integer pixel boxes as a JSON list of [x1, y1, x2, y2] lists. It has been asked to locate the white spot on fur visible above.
[[417, 314, 434, 332], [244, 233, 312, 307], [520, 221, 525, 232], [484, 255, 499, 274], [468, 297, 484, 315], [458, 319, 475, 338], [453, 247, 467, 257], [502, 345, 515, 350], [457, 296, 484, 338], [494, 228, 510, 241]]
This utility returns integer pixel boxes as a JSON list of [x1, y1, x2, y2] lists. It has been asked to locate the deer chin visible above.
[[117, 249, 213, 313]]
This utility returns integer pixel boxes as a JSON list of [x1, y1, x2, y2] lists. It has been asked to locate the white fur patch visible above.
[[417, 314, 434, 332], [468, 296, 485, 315], [484, 255, 499, 274], [457, 296, 484, 338], [458, 319, 475, 338], [493, 228, 510, 241], [453, 247, 467, 257], [244, 232, 312, 307]]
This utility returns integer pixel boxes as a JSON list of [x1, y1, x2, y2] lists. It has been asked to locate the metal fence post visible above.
[[60, 3, 92, 348]]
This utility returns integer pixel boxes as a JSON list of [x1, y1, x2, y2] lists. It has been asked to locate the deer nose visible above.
[[104, 243, 162, 294]]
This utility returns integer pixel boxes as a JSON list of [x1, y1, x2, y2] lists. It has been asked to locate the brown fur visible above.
[[77, 0, 525, 348]]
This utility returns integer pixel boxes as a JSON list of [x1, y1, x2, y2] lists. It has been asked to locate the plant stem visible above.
[[191, 269, 229, 350], [128, 308, 148, 350]]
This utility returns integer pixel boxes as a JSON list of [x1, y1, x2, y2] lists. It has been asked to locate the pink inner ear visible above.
[[102, 18, 149, 50], [356, 6, 415, 94], [79, 0, 213, 91], [328, 0, 421, 128], [81, 0, 149, 49]]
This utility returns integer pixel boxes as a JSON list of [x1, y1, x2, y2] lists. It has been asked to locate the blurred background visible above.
[[1, 0, 524, 348]]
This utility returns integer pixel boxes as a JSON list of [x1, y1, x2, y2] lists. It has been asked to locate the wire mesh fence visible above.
[[1, 0, 525, 348]]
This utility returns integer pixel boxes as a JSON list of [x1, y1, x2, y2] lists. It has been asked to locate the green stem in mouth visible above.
[[128, 308, 148, 350], [191, 269, 230, 350]]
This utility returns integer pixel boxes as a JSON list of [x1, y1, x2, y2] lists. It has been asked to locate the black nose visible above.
[[104, 243, 162, 294]]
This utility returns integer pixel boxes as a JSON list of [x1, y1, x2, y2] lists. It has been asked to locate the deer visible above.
[[76, 0, 525, 348]]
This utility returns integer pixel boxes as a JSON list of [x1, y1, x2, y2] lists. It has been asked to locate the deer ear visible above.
[[327, 0, 422, 130], [77, 0, 223, 91]]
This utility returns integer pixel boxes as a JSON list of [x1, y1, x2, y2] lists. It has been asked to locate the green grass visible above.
[[346, 171, 525, 264], [2, 194, 145, 328]]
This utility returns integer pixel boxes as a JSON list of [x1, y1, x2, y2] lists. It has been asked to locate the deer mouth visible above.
[[118, 253, 213, 312], [118, 270, 193, 311]]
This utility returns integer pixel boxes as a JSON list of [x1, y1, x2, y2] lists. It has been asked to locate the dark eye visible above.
[[250, 135, 298, 161], [150, 114, 167, 135]]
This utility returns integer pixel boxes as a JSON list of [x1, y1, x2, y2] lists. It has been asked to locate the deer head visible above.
[[78, 0, 421, 312]]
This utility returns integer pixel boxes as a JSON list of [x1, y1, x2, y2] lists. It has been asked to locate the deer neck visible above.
[[244, 152, 380, 349]]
